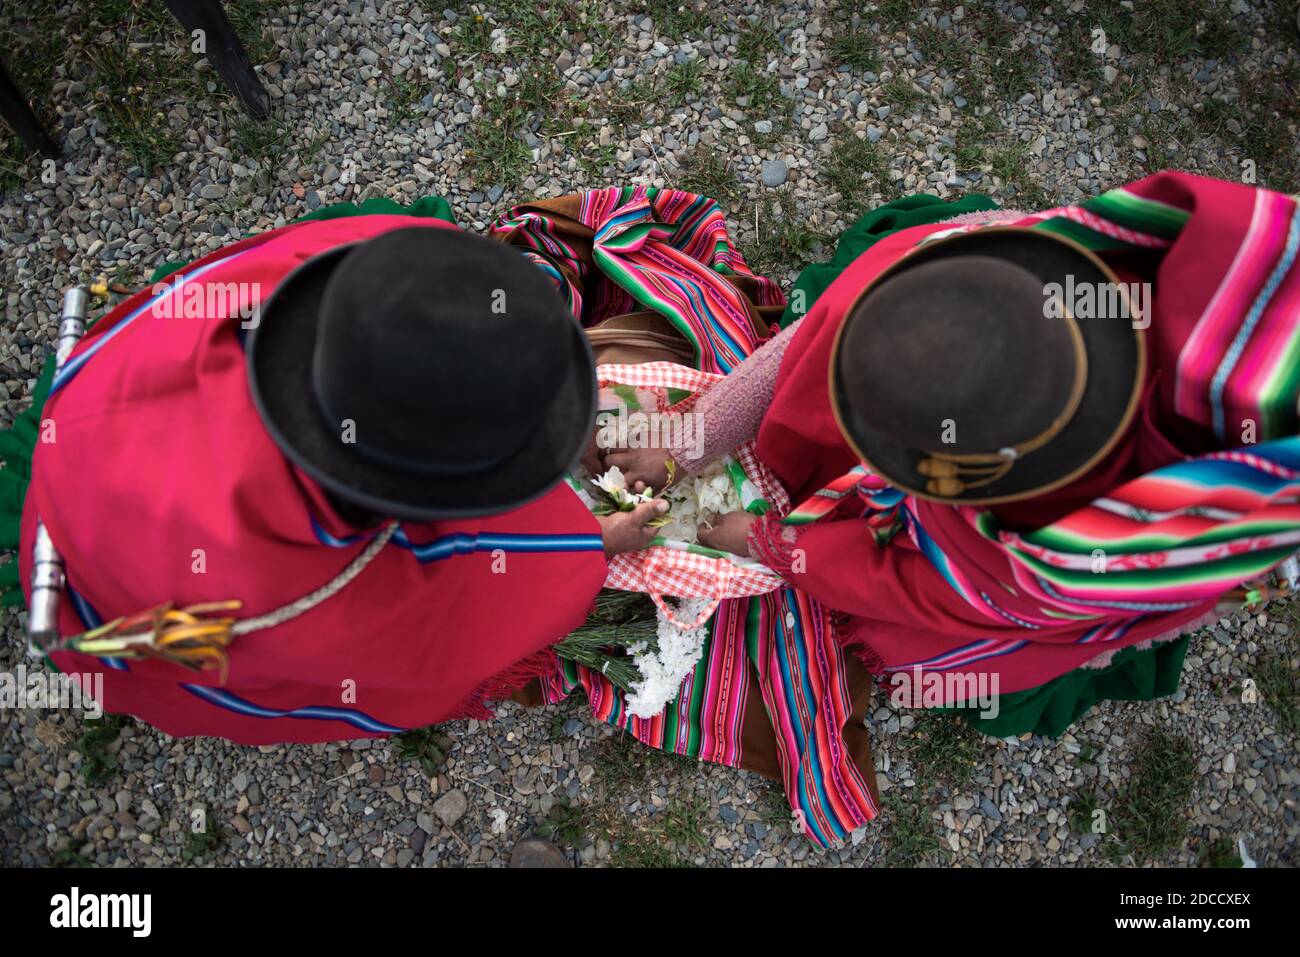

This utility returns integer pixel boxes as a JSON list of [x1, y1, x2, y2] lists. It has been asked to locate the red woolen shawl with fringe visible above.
[[20, 214, 607, 743]]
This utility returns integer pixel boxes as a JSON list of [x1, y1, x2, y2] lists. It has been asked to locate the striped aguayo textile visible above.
[[491, 186, 786, 373], [492, 187, 880, 846]]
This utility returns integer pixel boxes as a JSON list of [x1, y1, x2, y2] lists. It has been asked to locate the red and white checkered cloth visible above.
[[598, 363, 788, 628]]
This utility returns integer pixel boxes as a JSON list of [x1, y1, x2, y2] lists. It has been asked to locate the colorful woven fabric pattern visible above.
[[510, 189, 879, 846], [492, 186, 784, 372]]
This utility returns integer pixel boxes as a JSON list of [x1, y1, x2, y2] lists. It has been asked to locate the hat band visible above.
[[916, 305, 1089, 498]]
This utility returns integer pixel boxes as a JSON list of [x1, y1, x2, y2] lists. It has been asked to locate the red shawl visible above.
[[21, 214, 608, 743]]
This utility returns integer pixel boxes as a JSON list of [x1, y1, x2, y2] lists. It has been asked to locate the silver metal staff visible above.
[[26, 286, 88, 656]]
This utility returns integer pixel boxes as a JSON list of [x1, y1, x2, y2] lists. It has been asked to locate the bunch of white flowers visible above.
[[624, 596, 714, 718], [657, 461, 745, 544]]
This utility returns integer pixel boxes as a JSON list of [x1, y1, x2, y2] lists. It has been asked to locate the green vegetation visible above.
[[746, 188, 825, 280], [394, 725, 452, 776], [182, 818, 224, 862], [537, 731, 708, 867], [676, 144, 741, 207], [883, 790, 949, 866], [907, 713, 984, 791], [1110, 727, 1197, 862], [1196, 836, 1243, 868], [74, 714, 130, 785]]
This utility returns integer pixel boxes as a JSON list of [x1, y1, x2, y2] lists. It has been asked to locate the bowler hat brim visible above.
[[830, 227, 1146, 505], [246, 243, 597, 521]]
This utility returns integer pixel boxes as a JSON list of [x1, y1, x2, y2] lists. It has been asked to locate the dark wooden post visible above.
[[0, 59, 59, 158], [163, 0, 270, 117]]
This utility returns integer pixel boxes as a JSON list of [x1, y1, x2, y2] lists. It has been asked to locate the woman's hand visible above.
[[597, 499, 669, 555], [579, 429, 605, 477], [602, 446, 676, 493], [696, 511, 759, 556]]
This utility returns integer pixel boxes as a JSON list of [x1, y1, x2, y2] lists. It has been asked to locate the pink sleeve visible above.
[[668, 318, 803, 475]]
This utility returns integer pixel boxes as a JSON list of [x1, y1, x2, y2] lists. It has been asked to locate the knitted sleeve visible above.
[[667, 317, 803, 475]]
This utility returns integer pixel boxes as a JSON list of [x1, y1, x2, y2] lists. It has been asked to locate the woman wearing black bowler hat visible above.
[[20, 220, 665, 746]]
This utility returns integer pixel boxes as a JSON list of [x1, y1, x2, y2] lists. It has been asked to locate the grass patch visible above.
[[1255, 645, 1299, 735], [85, 41, 184, 173], [537, 798, 588, 846], [394, 726, 452, 776], [0, 139, 37, 197], [383, 71, 433, 126], [559, 728, 707, 867], [884, 76, 923, 113], [1052, 17, 1104, 90], [872, 0, 920, 33], [746, 188, 825, 280], [986, 137, 1052, 208], [602, 796, 709, 867], [953, 110, 1002, 169], [825, 132, 895, 218], [736, 21, 780, 64], [676, 144, 741, 207], [52, 847, 92, 867], [1235, 66, 1300, 195], [883, 790, 949, 866], [1197, 836, 1243, 868], [969, 7, 1036, 101], [1110, 727, 1197, 862], [633, 0, 715, 40], [664, 59, 705, 103], [0, 0, 276, 181], [825, 2, 882, 72], [913, 21, 965, 73], [906, 713, 983, 791], [1067, 791, 1102, 834], [182, 818, 223, 862], [725, 62, 785, 116], [465, 108, 532, 189], [74, 714, 130, 785], [592, 730, 683, 792]]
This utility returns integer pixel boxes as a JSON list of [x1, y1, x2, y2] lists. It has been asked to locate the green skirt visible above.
[[779, 192, 1190, 738]]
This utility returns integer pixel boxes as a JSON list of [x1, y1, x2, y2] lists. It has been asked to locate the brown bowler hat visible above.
[[829, 227, 1146, 504]]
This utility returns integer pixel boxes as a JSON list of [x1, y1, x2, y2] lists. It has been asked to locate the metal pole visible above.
[[26, 287, 87, 655]]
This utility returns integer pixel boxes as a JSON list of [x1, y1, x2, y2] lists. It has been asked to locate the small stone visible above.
[[432, 788, 468, 827], [760, 159, 788, 187]]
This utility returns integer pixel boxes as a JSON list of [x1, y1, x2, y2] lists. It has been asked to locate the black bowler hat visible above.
[[246, 227, 596, 520], [830, 227, 1146, 504]]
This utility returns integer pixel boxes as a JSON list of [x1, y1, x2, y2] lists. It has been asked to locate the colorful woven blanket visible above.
[[492, 187, 880, 846]]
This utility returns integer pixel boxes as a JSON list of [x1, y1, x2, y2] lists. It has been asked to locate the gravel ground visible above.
[[1, 0, 1298, 867]]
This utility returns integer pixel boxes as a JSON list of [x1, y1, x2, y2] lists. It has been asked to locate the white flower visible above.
[[625, 597, 714, 718], [592, 466, 629, 497]]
